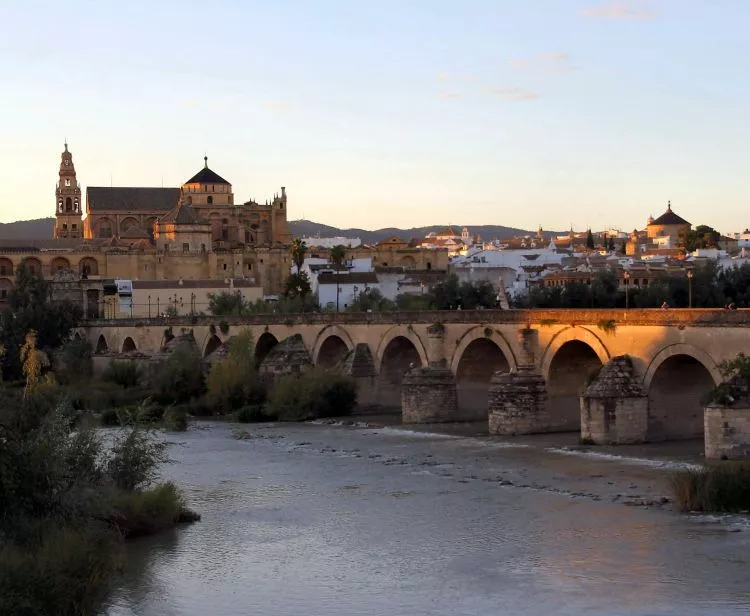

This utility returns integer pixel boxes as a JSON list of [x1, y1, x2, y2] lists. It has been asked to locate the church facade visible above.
[[0, 144, 294, 311]]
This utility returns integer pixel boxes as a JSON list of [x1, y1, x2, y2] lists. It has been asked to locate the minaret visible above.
[[54, 142, 83, 239]]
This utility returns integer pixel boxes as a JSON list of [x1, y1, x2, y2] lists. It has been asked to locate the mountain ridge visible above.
[[0, 217, 557, 243]]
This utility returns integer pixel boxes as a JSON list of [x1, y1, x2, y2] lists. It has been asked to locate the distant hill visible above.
[[0, 218, 55, 239], [288, 220, 555, 244], [0, 217, 554, 243]]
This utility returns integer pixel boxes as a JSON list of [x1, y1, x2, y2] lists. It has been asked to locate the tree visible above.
[[685, 225, 721, 252], [330, 245, 347, 312], [586, 229, 595, 250], [289, 237, 307, 273], [284, 271, 312, 299], [0, 266, 82, 380], [347, 288, 396, 312], [207, 291, 248, 316]]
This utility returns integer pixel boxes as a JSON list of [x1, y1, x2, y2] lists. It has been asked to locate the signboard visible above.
[[115, 280, 133, 314]]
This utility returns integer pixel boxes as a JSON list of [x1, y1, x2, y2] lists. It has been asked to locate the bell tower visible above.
[[54, 142, 83, 239]]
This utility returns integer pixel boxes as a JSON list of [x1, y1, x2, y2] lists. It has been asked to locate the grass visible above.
[[670, 462, 750, 513]]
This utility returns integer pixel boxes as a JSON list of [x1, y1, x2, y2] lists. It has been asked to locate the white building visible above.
[[300, 236, 361, 248], [317, 271, 379, 311]]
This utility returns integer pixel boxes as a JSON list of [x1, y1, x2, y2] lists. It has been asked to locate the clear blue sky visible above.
[[2, 0, 749, 233]]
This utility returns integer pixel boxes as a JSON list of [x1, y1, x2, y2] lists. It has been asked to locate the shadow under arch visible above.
[[643, 343, 721, 442], [203, 334, 223, 358], [122, 337, 137, 353], [374, 325, 428, 374], [450, 327, 518, 420], [540, 326, 610, 382], [542, 327, 609, 432], [95, 334, 108, 354], [255, 332, 279, 363], [311, 324, 355, 365]]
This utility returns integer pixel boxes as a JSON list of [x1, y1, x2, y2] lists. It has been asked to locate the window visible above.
[[207, 196, 213, 205], [221, 229, 228, 240], [200, 243, 206, 253], [65, 179, 71, 187], [63, 223, 68, 230], [72, 224, 77, 230], [223, 263, 227, 270], [222, 218, 228, 224], [183, 243, 190, 253]]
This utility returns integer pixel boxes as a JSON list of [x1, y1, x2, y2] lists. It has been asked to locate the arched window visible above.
[[207, 196, 213, 205], [79, 257, 99, 278], [65, 197, 72, 212], [98, 219, 113, 238]]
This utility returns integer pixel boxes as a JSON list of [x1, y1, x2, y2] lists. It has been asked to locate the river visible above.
[[104, 420, 750, 616]]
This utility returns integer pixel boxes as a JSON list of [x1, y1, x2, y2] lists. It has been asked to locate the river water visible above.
[[104, 421, 750, 616]]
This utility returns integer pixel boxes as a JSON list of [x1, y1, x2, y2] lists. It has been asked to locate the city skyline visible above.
[[2, 0, 749, 233]]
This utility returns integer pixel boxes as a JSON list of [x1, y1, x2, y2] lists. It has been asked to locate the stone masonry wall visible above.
[[705, 406, 750, 460]]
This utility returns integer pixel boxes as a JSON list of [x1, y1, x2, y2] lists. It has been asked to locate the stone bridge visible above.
[[77, 309, 750, 444]]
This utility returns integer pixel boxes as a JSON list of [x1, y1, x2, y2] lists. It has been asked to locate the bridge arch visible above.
[[203, 334, 223, 358], [122, 337, 137, 353], [95, 334, 109, 354], [543, 327, 609, 431], [255, 331, 279, 363], [451, 327, 517, 418], [375, 326, 428, 409], [644, 344, 721, 442], [311, 325, 355, 367], [375, 325, 428, 374]]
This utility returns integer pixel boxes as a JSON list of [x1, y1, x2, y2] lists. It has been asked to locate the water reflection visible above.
[[105, 423, 750, 616]]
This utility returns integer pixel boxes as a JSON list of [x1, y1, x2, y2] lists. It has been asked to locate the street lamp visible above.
[[687, 269, 694, 308], [623, 270, 631, 309]]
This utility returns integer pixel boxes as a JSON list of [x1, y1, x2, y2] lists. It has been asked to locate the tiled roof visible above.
[[184, 166, 230, 185], [159, 202, 209, 225], [651, 206, 690, 226], [87, 187, 180, 212]]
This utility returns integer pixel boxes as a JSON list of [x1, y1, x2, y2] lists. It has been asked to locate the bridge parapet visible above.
[[83, 308, 750, 329]]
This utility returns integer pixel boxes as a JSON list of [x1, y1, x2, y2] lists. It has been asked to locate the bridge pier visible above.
[[488, 328, 552, 435], [402, 324, 458, 423], [580, 356, 648, 445], [339, 343, 379, 409]]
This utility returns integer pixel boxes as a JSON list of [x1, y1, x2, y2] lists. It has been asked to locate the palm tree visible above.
[[289, 237, 307, 274], [330, 244, 347, 312]]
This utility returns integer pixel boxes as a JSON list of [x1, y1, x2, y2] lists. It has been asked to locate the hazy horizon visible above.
[[2, 1, 749, 234]]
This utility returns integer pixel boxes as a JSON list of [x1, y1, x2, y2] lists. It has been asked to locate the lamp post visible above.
[[687, 269, 694, 308], [623, 270, 631, 309]]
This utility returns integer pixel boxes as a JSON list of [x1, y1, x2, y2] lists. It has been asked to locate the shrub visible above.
[[234, 404, 268, 423], [0, 526, 118, 616], [59, 337, 93, 383], [103, 426, 169, 491], [152, 347, 205, 404], [205, 330, 264, 413], [105, 483, 198, 539], [265, 369, 358, 421], [162, 406, 188, 431], [102, 361, 141, 388], [670, 463, 750, 512]]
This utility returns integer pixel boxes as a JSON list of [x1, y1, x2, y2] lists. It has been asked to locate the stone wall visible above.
[[402, 366, 457, 423], [705, 406, 750, 460], [580, 355, 648, 445]]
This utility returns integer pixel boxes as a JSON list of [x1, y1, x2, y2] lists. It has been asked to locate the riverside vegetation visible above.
[[0, 267, 358, 614]]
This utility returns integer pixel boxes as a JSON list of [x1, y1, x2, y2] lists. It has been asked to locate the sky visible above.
[[1, 0, 749, 233]]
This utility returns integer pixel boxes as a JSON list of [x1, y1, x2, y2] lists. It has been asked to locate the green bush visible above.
[[105, 483, 198, 539], [206, 330, 265, 413], [0, 526, 118, 616], [234, 404, 268, 423], [162, 406, 188, 431], [151, 347, 205, 404], [265, 369, 358, 421], [671, 463, 750, 512], [59, 337, 93, 384], [103, 426, 169, 491], [101, 361, 141, 388]]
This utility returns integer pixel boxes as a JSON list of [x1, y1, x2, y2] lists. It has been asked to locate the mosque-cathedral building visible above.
[[0, 143, 295, 314]]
